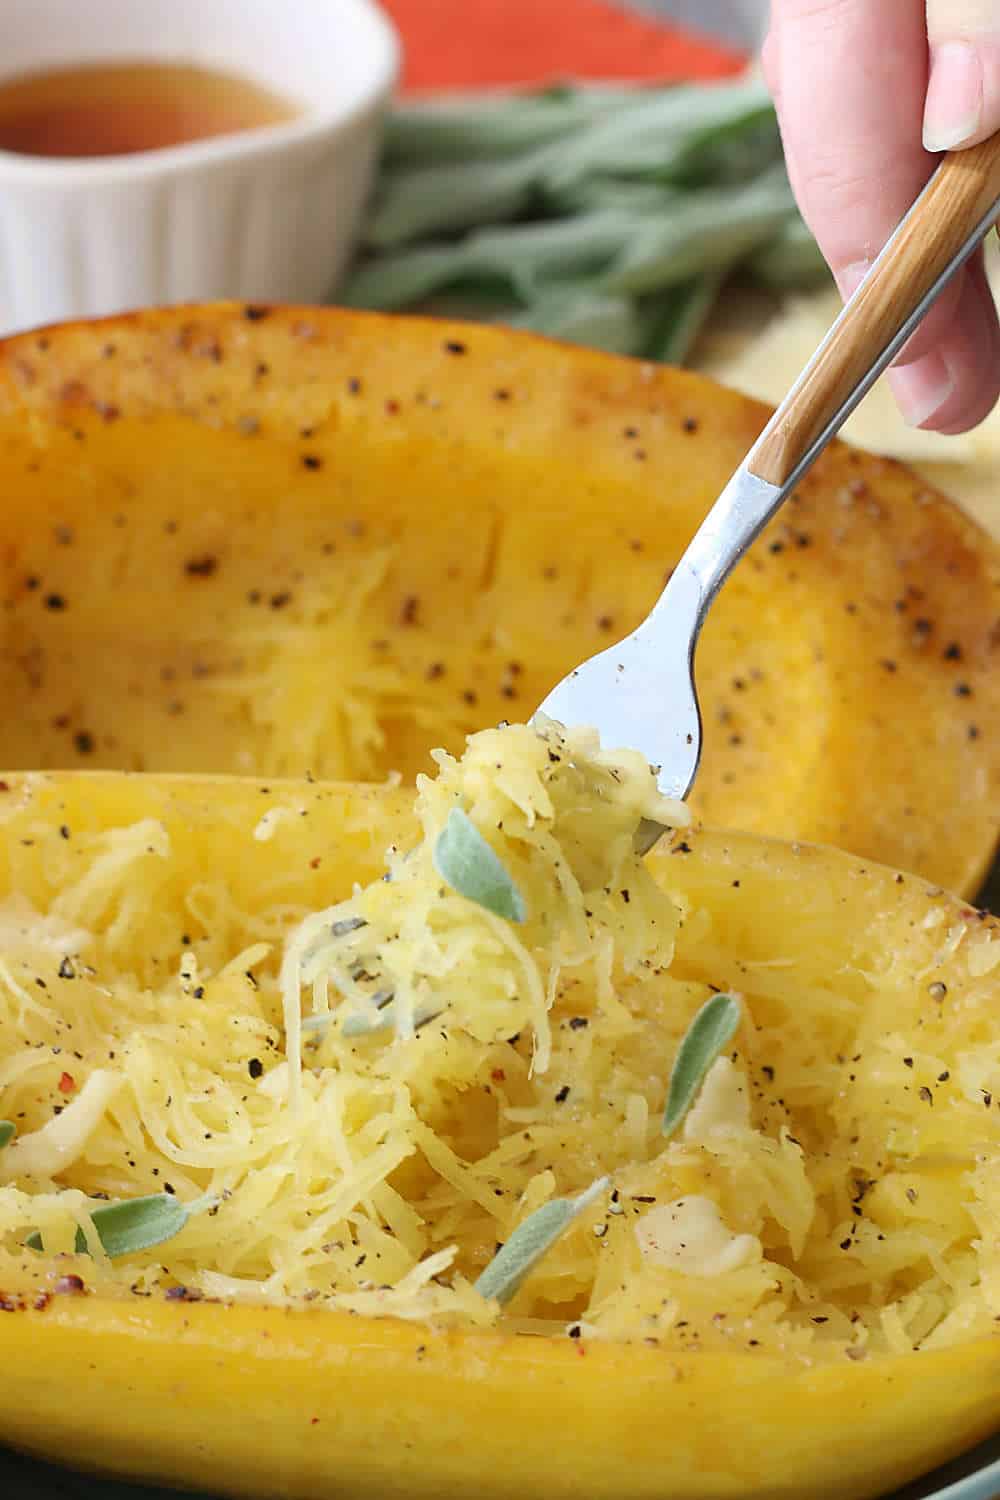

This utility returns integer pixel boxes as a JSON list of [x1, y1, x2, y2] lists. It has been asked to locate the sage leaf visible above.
[[662, 993, 742, 1139], [747, 211, 830, 289], [601, 166, 794, 295], [509, 283, 645, 357], [0, 1121, 14, 1149], [641, 273, 722, 365], [383, 88, 635, 165], [341, 1002, 442, 1039], [475, 1177, 609, 1305], [27, 1192, 193, 1259], [433, 808, 526, 923]]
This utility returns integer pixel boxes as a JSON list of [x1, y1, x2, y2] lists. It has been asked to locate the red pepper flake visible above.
[[399, 595, 420, 626], [53, 1274, 86, 1295], [0, 781, 8, 793], [58, 1071, 76, 1094], [33, 1291, 52, 1312], [0, 1293, 24, 1312], [385, 399, 400, 416], [311, 1417, 320, 1425], [310, 856, 322, 870], [491, 1068, 506, 1082]]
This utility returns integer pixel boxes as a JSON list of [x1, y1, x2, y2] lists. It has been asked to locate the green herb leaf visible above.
[[509, 282, 644, 356], [433, 808, 526, 923], [747, 212, 830, 290], [601, 166, 794, 295], [662, 993, 742, 1139], [540, 79, 775, 191], [475, 1177, 609, 1304], [383, 87, 635, 165], [341, 1002, 442, 1039], [27, 1192, 194, 1260], [0, 1121, 15, 1149], [641, 273, 723, 366], [365, 151, 551, 250]]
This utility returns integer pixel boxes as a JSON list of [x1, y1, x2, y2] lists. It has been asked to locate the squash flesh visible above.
[[0, 305, 996, 893], [1, 771, 1000, 1497]]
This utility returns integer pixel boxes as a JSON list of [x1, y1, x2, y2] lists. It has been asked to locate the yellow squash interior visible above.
[[0, 305, 997, 894], [1, 772, 1000, 1499]]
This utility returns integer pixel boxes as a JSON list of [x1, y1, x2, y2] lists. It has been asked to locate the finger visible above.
[[760, 27, 780, 107], [768, 0, 932, 291], [768, 0, 973, 422], [924, 0, 1000, 151], [890, 250, 1000, 432]]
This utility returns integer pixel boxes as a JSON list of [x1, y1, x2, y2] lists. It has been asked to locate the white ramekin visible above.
[[0, 0, 399, 335]]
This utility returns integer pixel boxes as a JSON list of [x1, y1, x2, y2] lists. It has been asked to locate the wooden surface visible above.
[[749, 135, 1000, 487]]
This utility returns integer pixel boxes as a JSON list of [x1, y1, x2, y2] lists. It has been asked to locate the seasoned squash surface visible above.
[[0, 305, 997, 893], [2, 751, 1000, 1499]]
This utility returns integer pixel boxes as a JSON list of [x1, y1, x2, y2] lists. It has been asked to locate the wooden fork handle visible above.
[[748, 135, 1000, 489]]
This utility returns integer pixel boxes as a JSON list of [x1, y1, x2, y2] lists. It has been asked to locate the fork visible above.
[[535, 136, 1000, 855]]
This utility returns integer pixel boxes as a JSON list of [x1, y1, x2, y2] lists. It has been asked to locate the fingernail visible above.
[[924, 41, 983, 151], [836, 261, 871, 302], [888, 353, 956, 428]]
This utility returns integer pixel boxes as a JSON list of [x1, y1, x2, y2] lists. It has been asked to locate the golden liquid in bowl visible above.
[[0, 60, 299, 158]]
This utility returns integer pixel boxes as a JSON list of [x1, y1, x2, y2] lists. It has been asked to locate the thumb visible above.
[[924, 0, 1000, 150]]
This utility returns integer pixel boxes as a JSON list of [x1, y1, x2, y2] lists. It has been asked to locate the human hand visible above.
[[764, 0, 1000, 434]]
